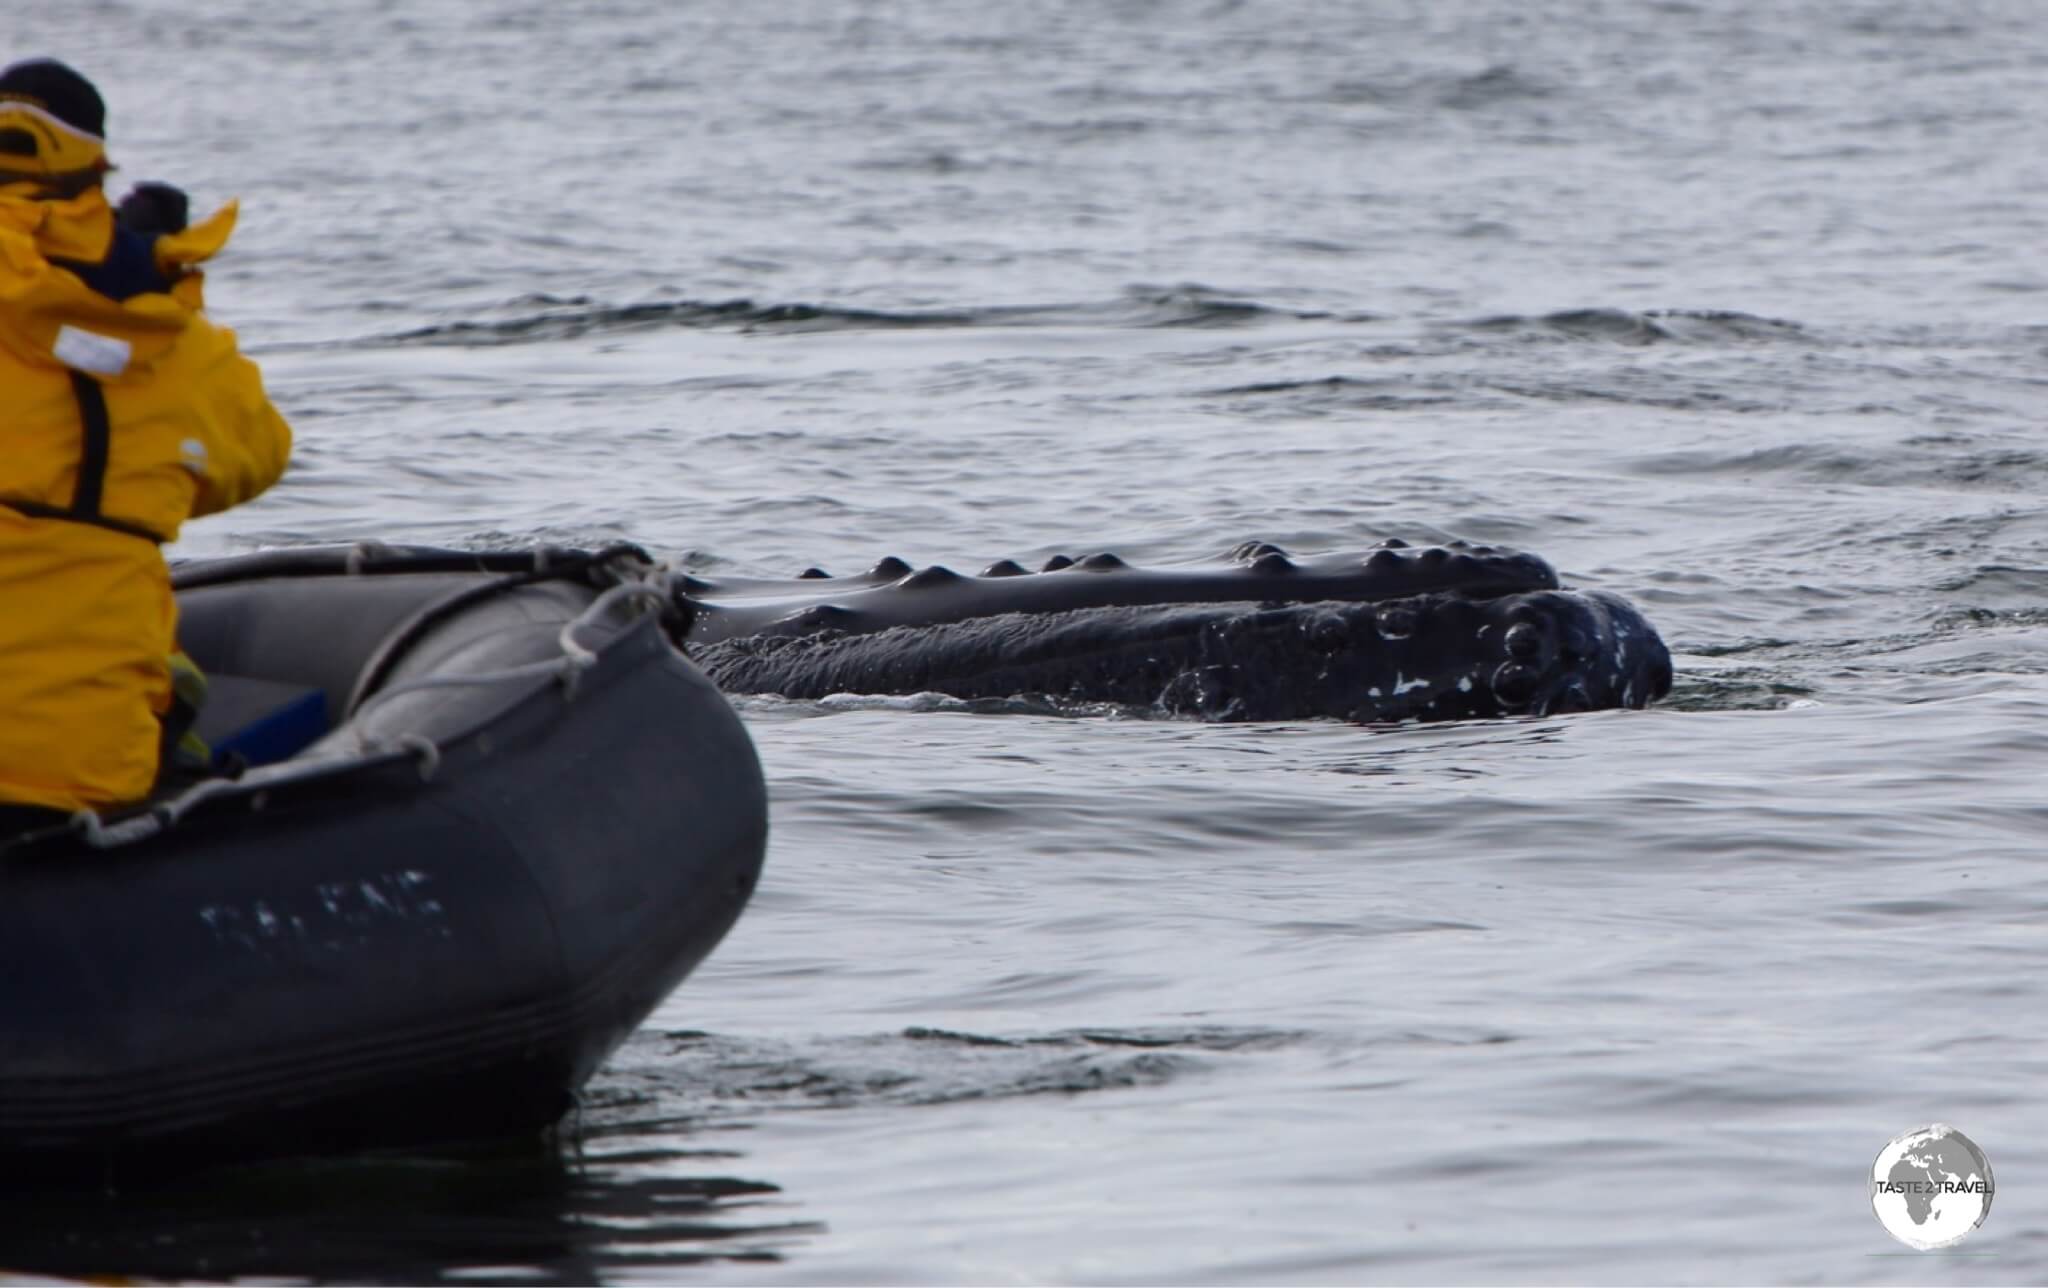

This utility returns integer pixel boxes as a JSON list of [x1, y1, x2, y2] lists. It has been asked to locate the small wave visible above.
[[1204, 368, 1758, 415], [1827, 898, 1976, 926], [1436, 64, 1557, 110], [343, 285, 1329, 349], [1326, 63, 1555, 111], [633, 1025, 1300, 1113], [1660, 669, 1819, 712], [1905, 605, 2048, 674], [1630, 440, 2048, 492], [1677, 607, 2048, 696], [1686, 637, 1800, 660], [1463, 308, 1809, 346], [1203, 375, 1460, 407], [363, 296, 974, 346], [1116, 284, 1333, 328], [1934, 567, 2048, 604], [850, 148, 995, 175]]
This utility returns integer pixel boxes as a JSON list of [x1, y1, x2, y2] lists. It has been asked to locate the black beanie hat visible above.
[[0, 58, 106, 138]]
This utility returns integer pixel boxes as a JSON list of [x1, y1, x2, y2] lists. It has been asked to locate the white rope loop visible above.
[[394, 732, 441, 782]]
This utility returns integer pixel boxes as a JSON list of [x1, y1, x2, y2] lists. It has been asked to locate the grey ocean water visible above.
[[11, 0, 2048, 1281]]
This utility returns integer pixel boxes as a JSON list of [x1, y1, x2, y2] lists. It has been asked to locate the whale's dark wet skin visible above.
[[683, 542, 1673, 721]]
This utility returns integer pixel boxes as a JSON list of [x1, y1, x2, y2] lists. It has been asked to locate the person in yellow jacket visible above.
[[0, 58, 292, 834]]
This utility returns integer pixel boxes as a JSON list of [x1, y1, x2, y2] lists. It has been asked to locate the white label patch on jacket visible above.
[[179, 438, 209, 474], [53, 325, 132, 376]]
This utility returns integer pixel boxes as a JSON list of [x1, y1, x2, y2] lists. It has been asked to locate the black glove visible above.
[[116, 182, 190, 236]]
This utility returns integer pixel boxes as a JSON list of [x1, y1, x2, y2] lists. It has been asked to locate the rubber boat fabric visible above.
[[0, 545, 767, 1182]]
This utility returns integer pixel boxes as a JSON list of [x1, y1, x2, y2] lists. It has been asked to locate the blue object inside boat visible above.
[[195, 675, 331, 767]]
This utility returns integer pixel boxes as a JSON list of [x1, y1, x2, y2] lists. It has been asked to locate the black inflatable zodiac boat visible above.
[[0, 545, 767, 1182]]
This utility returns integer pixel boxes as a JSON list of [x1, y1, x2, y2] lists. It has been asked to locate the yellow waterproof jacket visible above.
[[0, 186, 291, 811]]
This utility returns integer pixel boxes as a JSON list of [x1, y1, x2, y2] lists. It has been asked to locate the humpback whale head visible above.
[[683, 541, 1674, 724]]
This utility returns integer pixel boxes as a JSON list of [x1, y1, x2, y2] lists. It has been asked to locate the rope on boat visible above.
[[343, 539, 401, 577], [72, 775, 261, 850]]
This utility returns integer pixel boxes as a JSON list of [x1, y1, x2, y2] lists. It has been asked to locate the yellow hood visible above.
[[0, 185, 238, 379]]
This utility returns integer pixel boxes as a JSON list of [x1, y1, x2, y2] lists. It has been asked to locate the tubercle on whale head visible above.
[[672, 541, 1578, 654], [1024, 540, 1552, 584], [760, 540, 1549, 589]]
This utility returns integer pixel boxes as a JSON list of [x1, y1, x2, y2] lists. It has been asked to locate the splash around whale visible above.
[[678, 539, 1673, 723]]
